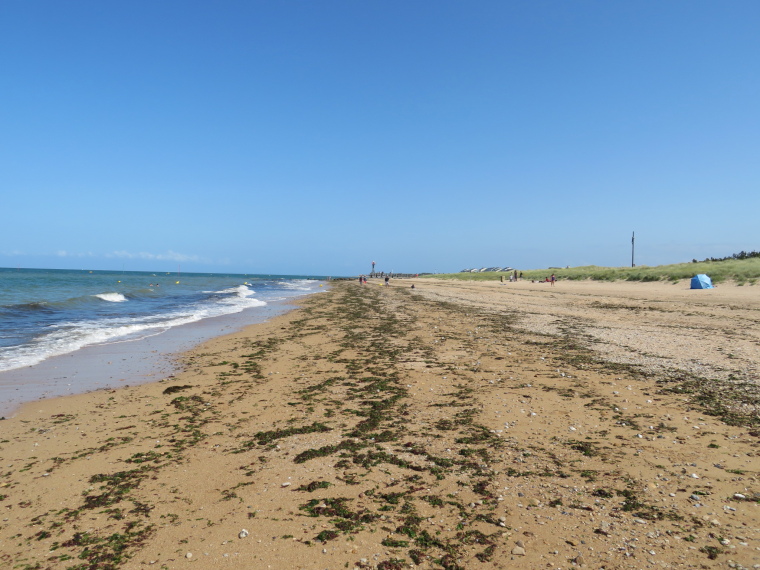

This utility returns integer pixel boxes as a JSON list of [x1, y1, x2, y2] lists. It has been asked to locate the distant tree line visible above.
[[692, 250, 760, 263]]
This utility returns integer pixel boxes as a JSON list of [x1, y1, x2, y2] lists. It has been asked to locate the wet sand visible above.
[[0, 279, 758, 569], [0, 301, 296, 418]]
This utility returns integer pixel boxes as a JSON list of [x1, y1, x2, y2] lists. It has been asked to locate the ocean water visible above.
[[0, 267, 325, 373]]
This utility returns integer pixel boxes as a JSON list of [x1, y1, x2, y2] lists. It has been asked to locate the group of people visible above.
[[358, 275, 408, 288], [531, 274, 556, 286], [501, 271, 523, 283], [358, 275, 392, 286]]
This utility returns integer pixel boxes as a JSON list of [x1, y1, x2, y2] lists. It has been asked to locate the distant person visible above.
[[550, 274, 556, 286], [519, 272, 523, 279], [410, 284, 415, 289], [384, 276, 390, 287], [358, 275, 363, 285]]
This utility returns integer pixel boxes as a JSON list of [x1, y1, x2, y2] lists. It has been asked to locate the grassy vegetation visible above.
[[429, 257, 760, 284]]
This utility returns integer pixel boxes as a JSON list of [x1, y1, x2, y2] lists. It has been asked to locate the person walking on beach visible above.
[[550, 273, 556, 286]]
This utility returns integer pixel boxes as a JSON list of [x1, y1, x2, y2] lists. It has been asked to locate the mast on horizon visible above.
[[631, 232, 635, 267]]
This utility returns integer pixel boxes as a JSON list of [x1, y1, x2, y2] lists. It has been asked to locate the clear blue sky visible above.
[[1, 1, 758, 276]]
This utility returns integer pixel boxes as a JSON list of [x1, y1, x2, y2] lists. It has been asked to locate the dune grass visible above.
[[429, 258, 760, 285]]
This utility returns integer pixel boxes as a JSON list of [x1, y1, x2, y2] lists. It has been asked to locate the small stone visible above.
[[185, 552, 193, 559], [595, 528, 609, 536], [734, 493, 746, 500], [511, 546, 526, 556], [281, 482, 291, 487], [239, 529, 249, 539], [575, 554, 586, 565], [515, 540, 524, 548]]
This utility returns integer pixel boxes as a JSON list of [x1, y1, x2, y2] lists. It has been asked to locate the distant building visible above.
[[460, 266, 512, 273]]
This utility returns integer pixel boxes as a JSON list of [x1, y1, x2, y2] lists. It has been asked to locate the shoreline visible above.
[[0, 280, 758, 569], [0, 296, 305, 418]]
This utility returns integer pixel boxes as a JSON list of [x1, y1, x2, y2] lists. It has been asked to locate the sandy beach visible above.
[[1, 279, 758, 569]]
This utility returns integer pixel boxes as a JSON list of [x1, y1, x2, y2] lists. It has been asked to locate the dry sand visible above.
[[1, 279, 758, 569]]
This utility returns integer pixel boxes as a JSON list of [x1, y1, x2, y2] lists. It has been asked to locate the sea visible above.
[[0, 267, 326, 416]]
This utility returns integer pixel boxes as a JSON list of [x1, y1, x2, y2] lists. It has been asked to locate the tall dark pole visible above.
[[631, 232, 635, 267]]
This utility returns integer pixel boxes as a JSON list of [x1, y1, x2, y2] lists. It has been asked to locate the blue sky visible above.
[[1, 1, 758, 276]]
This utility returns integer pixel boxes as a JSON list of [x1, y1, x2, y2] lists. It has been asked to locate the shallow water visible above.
[[0, 267, 325, 416]]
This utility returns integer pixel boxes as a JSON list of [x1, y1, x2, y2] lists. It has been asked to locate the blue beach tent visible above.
[[690, 274, 713, 289]]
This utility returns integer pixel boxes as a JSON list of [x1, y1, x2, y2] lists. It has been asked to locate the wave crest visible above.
[[94, 293, 127, 303]]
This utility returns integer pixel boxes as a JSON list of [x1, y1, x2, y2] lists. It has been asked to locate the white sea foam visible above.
[[0, 278, 323, 374], [94, 293, 127, 302], [0, 291, 268, 372], [216, 284, 255, 297], [281, 279, 319, 291]]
